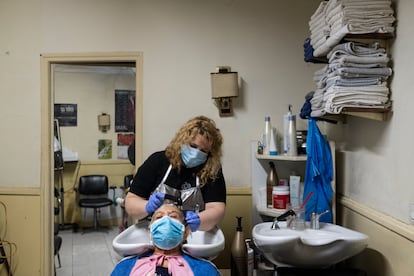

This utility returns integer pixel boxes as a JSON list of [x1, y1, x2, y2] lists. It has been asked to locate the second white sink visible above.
[[253, 221, 369, 268]]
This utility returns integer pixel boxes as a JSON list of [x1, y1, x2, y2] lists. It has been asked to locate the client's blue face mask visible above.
[[181, 144, 208, 168], [150, 216, 185, 250]]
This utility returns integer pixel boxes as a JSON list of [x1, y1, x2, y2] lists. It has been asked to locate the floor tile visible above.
[[55, 227, 120, 276]]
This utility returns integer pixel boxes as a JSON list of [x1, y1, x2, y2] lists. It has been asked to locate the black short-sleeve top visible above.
[[129, 151, 226, 204]]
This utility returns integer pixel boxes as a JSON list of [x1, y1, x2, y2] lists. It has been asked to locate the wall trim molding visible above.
[[0, 187, 41, 196], [226, 186, 251, 195], [338, 195, 414, 242]]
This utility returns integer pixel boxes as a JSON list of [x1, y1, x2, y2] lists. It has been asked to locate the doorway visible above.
[[40, 52, 143, 275]]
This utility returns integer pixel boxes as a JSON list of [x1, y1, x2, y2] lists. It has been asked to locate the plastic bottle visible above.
[[269, 127, 278, 156], [266, 162, 279, 207], [231, 217, 247, 276], [283, 105, 297, 156], [263, 116, 272, 155], [272, 185, 290, 210], [245, 239, 254, 276]]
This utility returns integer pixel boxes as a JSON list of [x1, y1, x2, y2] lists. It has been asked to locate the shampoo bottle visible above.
[[231, 217, 247, 276], [263, 116, 272, 155], [269, 127, 278, 156], [266, 161, 279, 207], [283, 105, 298, 156]]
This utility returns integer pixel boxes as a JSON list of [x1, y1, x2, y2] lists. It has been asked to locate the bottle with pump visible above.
[[231, 217, 247, 276], [266, 162, 279, 207], [283, 105, 298, 156]]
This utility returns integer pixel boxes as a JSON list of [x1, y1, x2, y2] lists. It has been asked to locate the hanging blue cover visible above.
[[303, 119, 333, 223]]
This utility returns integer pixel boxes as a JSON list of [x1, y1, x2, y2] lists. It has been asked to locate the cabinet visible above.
[[250, 140, 336, 226]]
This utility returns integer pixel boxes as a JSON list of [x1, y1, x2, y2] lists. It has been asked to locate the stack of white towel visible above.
[[309, 0, 395, 57], [310, 41, 392, 117]]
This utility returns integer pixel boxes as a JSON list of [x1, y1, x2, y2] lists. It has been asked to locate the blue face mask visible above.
[[150, 216, 185, 250], [181, 145, 208, 168]]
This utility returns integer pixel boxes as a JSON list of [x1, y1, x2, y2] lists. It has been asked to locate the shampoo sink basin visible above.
[[112, 221, 225, 260], [252, 221, 368, 268]]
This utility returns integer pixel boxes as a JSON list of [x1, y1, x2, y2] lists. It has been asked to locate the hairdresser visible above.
[[125, 115, 226, 232]]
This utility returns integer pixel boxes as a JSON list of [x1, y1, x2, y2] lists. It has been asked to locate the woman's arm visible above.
[[125, 192, 150, 221], [198, 202, 226, 231]]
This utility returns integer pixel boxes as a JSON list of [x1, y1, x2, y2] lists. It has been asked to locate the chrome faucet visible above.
[[271, 209, 296, 230], [271, 218, 280, 230], [310, 210, 330, 230]]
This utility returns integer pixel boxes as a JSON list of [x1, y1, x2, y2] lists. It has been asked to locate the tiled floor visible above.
[[55, 227, 122, 276]]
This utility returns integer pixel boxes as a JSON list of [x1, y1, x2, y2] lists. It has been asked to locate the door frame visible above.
[[40, 52, 143, 274]]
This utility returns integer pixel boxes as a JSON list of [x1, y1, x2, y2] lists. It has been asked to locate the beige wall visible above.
[[1, 0, 414, 275], [0, 192, 42, 276], [337, 196, 414, 276], [214, 187, 252, 269]]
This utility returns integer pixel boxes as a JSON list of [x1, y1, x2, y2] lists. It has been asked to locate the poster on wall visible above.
[[54, 103, 77, 126], [115, 90, 135, 132], [98, 139, 112, 159], [117, 133, 135, 159]]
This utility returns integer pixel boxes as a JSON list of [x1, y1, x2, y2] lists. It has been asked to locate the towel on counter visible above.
[[303, 119, 333, 223]]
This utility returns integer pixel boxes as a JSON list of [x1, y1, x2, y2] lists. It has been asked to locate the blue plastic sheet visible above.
[[303, 119, 333, 223]]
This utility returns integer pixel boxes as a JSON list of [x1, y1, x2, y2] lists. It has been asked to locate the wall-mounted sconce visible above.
[[211, 66, 239, 117], [98, 113, 110, 132]]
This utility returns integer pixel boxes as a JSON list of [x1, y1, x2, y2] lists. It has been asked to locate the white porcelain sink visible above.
[[252, 221, 369, 268], [112, 220, 225, 260]]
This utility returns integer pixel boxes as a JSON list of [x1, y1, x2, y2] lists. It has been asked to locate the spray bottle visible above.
[[231, 217, 247, 276]]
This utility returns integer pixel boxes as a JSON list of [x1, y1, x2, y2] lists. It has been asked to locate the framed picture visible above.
[[54, 103, 77, 126]]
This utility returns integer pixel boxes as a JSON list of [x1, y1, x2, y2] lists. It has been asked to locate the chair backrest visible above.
[[79, 175, 109, 195], [124, 174, 133, 189]]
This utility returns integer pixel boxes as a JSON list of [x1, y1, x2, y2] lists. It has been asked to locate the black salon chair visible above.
[[78, 175, 113, 231]]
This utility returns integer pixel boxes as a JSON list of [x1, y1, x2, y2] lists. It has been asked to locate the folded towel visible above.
[[327, 42, 386, 59], [322, 76, 385, 88], [329, 55, 389, 65], [334, 66, 392, 77]]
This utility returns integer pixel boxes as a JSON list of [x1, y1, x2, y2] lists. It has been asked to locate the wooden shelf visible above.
[[256, 154, 307, 161], [321, 106, 392, 123]]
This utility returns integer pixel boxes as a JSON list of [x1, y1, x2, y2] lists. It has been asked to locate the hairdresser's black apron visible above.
[[154, 165, 205, 212]]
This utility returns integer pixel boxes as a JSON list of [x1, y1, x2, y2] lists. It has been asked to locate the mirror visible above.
[[53, 63, 136, 162]]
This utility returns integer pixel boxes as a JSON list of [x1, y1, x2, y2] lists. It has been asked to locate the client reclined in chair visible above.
[[78, 175, 113, 231], [111, 204, 220, 276]]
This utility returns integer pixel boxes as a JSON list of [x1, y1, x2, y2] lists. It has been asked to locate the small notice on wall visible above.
[[98, 139, 112, 159], [54, 103, 78, 126], [117, 133, 135, 159]]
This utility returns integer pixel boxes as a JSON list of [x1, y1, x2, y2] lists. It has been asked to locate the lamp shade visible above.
[[211, 72, 238, 98], [98, 113, 110, 132]]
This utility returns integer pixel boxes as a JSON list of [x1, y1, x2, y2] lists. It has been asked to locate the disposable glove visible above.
[[185, 211, 201, 232], [145, 192, 165, 215]]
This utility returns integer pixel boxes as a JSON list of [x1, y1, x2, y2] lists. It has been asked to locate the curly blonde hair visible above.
[[165, 116, 223, 186]]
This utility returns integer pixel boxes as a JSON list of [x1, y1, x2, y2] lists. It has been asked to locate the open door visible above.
[[40, 52, 143, 275]]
